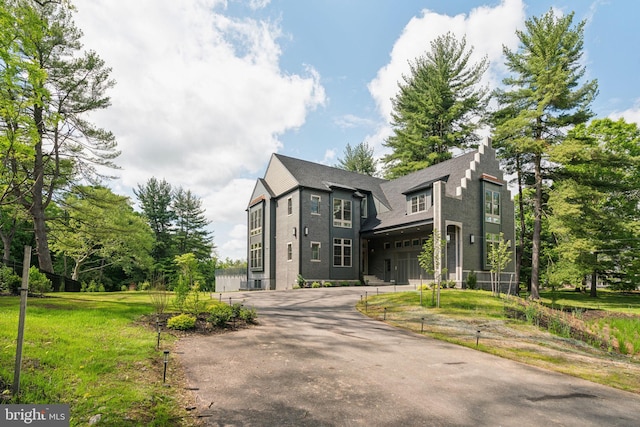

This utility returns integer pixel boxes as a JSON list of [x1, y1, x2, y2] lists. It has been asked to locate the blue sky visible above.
[[73, 0, 640, 260]]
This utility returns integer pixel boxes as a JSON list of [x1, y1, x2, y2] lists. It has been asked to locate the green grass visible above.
[[358, 288, 640, 393], [0, 292, 200, 426], [539, 289, 640, 356], [540, 288, 640, 313]]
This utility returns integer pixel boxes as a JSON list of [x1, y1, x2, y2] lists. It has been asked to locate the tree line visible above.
[[337, 10, 639, 297], [0, 1, 226, 291]]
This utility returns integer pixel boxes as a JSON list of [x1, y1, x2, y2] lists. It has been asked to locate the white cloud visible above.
[[73, 0, 325, 259], [609, 102, 640, 125], [367, 0, 525, 148]]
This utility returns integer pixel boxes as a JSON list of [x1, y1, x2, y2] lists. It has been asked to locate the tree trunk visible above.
[[530, 154, 542, 299], [590, 254, 598, 298], [29, 105, 54, 273], [515, 156, 525, 296]]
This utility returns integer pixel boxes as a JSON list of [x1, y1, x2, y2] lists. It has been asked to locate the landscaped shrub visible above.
[[167, 314, 196, 330], [324, 282, 332, 287], [82, 280, 105, 292], [238, 306, 258, 324], [0, 265, 21, 295], [311, 282, 321, 288], [28, 266, 52, 296], [208, 304, 233, 327], [466, 271, 477, 290]]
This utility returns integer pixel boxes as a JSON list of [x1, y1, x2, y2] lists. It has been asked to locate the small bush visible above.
[[324, 282, 332, 287], [0, 265, 21, 295], [466, 270, 477, 290], [239, 306, 258, 324], [311, 282, 321, 288], [29, 266, 52, 296], [82, 280, 105, 292], [208, 304, 233, 327], [167, 314, 196, 330]]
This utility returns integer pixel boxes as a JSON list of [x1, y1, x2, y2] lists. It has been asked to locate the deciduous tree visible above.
[[548, 118, 640, 294], [0, 0, 119, 272], [49, 186, 153, 281]]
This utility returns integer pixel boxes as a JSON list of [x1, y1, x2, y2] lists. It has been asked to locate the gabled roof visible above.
[[260, 143, 492, 233], [361, 150, 479, 233], [272, 154, 390, 207]]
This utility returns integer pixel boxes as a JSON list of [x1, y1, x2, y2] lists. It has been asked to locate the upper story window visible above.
[[250, 207, 262, 236], [333, 199, 352, 228], [287, 197, 293, 215], [485, 189, 501, 224], [311, 195, 321, 215], [287, 242, 293, 261], [408, 191, 431, 214], [360, 197, 368, 218]]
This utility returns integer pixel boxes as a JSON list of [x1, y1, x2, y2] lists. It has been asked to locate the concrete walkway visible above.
[[177, 286, 640, 426]]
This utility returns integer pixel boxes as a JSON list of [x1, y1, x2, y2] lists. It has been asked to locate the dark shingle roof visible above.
[[272, 149, 479, 233], [274, 154, 390, 206]]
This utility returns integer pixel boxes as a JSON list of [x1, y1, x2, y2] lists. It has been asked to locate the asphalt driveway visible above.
[[177, 286, 640, 426]]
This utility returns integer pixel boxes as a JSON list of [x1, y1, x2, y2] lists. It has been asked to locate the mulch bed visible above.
[[139, 312, 256, 336]]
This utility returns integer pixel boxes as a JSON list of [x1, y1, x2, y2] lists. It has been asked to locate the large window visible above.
[[311, 195, 321, 215], [333, 199, 352, 228], [250, 243, 262, 269], [485, 232, 500, 265], [250, 207, 262, 236], [311, 242, 321, 261], [409, 192, 431, 214], [333, 238, 352, 267], [485, 190, 501, 224]]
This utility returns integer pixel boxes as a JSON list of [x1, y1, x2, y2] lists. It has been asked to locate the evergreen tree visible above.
[[134, 177, 176, 269], [172, 187, 214, 260], [383, 32, 489, 179], [492, 9, 598, 299], [0, 0, 118, 272], [336, 142, 377, 176]]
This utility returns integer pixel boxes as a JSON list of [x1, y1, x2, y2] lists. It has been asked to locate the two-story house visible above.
[[246, 138, 515, 290]]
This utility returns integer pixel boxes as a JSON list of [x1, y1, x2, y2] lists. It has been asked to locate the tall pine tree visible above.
[[383, 32, 489, 179], [493, 9, 598, 299]]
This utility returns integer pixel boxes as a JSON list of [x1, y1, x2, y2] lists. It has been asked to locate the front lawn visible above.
[[0, 292, 200, 426]]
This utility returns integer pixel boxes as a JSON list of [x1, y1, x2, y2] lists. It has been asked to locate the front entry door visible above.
[[384, 259, 391, 282]]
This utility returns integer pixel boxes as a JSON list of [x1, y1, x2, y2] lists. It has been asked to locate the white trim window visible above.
[[250, 207, 262, 236], [485, 190, 501, 224], [408, 192, 430, 214], [287, 242, 293, 261], [333, 199, 352, 228], [311, 195, 321, 215], [287, 197, 293, 215], [333, 238, 352, 267], [250, 243, 262, 269], [360, 197, 368, 218], [311, 242, 321, 261]]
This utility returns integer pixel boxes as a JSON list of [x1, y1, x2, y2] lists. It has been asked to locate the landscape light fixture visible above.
[[163, 350, 170, 383]]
